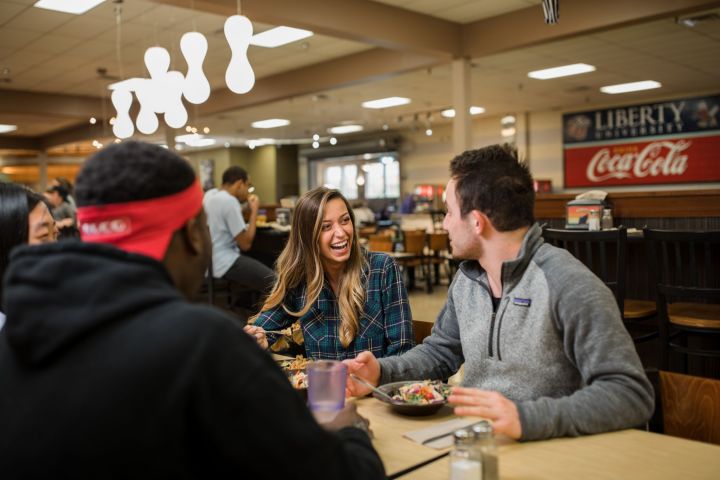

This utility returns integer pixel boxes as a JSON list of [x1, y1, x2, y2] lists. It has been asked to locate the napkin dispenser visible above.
[[566, 199, 604, 230]]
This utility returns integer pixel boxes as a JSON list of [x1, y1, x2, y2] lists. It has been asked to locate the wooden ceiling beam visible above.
[[462, 0, 720, 57], [147, 0, 462, 58], [0, 90, 103, 119], [200, 48, 442, 116]]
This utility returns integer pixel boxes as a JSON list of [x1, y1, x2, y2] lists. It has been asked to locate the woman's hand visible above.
[[243, 325, 268, 349]]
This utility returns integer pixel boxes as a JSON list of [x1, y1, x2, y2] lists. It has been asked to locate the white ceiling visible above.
[[0, 0, 719, 148]]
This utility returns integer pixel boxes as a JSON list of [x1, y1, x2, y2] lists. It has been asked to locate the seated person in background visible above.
[[45, 184, 78, 237], [203, 166, 275, 304], [0, 141, 385, 479], [351, 201, 375, 226], [246, 187, 414, 359], [0, 183, 57, 330], [345, 144, 654, 441], [51, 177, 76, 208]]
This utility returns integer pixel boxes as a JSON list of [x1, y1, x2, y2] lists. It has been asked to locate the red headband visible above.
[[77, 179, 203, 261]]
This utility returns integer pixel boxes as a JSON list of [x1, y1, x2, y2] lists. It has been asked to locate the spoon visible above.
[[350, 374, 403, 404]]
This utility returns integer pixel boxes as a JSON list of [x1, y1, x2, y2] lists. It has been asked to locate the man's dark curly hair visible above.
[[221, 166, 248, 185], [449, 144, 535, 232], [75, 141, 196, 206]]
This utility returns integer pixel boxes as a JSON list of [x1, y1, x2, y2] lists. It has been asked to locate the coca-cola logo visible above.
[[80, 217, 131, 237], [586, 140, 690, 182]]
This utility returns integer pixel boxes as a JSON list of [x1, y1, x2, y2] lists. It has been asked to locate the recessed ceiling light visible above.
[[440, 106, 485, 118], [362, 97, 411, 109], [34, 0, 105, 15], [328, 124, 364, 134], [251, 118, 290, 129], [527, 63, 596, 80], [250, 26, 313, 48], [600, 80, 662, 94], [0, 124, 18, 134]]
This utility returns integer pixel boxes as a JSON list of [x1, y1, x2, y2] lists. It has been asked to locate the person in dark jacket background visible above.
[[0, 141, 384, 479]]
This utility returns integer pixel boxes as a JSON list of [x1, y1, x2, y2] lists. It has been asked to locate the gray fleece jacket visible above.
[[378, 223, 654, 441]]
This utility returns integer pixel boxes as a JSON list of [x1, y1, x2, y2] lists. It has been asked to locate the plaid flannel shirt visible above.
[[255, 250, 414, 360]]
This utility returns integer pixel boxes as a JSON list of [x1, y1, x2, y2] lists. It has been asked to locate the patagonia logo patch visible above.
[[513, 297, 531, 307]]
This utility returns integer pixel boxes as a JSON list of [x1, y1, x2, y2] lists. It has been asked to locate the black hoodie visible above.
[[0, 242, 384, 479]]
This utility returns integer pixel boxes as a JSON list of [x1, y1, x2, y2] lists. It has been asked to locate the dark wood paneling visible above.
[[535, 189, 720, 219]]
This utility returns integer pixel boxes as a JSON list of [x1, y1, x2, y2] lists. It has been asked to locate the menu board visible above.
[[563, 94, 720, 187]]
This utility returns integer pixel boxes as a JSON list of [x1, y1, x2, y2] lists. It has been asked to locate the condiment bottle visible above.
[[601, 208, 613, 230], [449, 428, 481, 480], [471, 421, 499, 480], [588, 209, 600, 231]]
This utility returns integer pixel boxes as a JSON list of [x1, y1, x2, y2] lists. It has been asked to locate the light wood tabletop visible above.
[[353, 396, 457, 477], [401, 428, 720, 479]]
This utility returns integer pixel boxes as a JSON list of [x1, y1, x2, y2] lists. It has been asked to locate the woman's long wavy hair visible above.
[[252, 187, 367, 347]]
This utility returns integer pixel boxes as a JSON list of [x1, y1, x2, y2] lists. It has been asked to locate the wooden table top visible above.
[[353, 396, 456, 477], [401, 428, 720, 479]]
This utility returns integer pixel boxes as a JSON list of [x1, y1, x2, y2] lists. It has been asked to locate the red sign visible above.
[[563, 94, 720, 187], [564, 135, 720, 187]]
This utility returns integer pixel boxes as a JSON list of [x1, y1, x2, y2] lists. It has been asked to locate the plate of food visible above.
[[373, 380, 452, 416], [278, 355, 309, 400]]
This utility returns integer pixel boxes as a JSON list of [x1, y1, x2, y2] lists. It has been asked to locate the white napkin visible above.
[[403, 418, 482, 449], [575, 190, 608, 201]]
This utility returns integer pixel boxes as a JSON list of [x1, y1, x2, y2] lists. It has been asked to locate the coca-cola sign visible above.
[[563, 94, 720, 187]]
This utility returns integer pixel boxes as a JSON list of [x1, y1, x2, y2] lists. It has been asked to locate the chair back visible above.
[[428, 231, 449, 252], [412, 320, 433, 345], [659, 370, 720, 445], [644, 229, 720, 303], [403, 230, 426, 255], [368, 234, 393, 252], [542, 227, 627, 313]]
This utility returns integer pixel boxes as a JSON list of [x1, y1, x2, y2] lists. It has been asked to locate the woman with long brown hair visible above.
[[246, 187, 413, 359]]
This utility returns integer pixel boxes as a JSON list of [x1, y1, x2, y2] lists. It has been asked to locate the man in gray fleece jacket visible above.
[[345, 145, 654, 441]]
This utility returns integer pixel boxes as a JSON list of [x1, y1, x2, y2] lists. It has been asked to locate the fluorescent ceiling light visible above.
[[440, 106, 485, 118], [600, 80, 662, 94], [250, 26, 313, 48], [187, 138, 216, 147], [251, 118, 290, 129], [34, 0, 105, 15], [0, 124, 18, 134], [527, 63, 596, 80], [327, 124, 364, 134], [361, 96, 411, 109], [175, 133, 203, 143]]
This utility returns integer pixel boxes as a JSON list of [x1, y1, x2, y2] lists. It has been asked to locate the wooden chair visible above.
[[542, 226, 658, 343], [358, 225, 378, 239], [644, 229, 720, 372], [659, 371, 720, 445], [412, 320, 433, 345], [427, 231, 452, 285], [368, 234, 393, 252], [399, 230, 432, 293]]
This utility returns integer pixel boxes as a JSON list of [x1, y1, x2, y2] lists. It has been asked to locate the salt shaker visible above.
[[472, 421, 499, 480], [588, 209, 600, 231], [601, 208, 613, 230], [449, 428, 481, 480]]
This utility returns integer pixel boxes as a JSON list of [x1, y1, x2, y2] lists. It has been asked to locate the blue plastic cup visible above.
[[307, 360, 347, 423]]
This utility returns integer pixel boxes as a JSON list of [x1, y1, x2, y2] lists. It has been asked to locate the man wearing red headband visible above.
[[0, 141, 384, 479]]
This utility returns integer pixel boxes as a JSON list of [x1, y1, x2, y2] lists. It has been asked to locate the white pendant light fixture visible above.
[[110, 89, 134, 139], [143, 47, 172, 114], [134, 79, 159, 135], [224, 15, 255, 94], [163, 71, 188, 128], [180, 32, 210, 104]]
